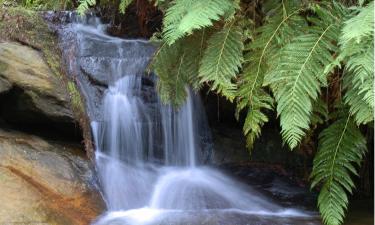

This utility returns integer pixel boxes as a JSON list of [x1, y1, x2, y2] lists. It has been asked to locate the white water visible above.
[[92, 77, 306, 224], [59, 14, 317, 225]]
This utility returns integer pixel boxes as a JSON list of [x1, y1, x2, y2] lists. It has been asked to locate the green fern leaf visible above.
[[340, 1, 374, 47], [152, 41, 187, 105], [343, 45, 374, 125], [265, 27, 339, 149], [241, 91, 274, 149], [162, 0, 237, 44], [236, 2, 305, 150], [339, 2, 374, 125], [198, 23, 243, 100], [151, 31, 207, 105], [77, 0, 96, 15], [311, 114, 367, 225], [311, 98, 329, 126], [119, 0, 132, 14], [237, 55, 274, 149], [264, 2, 348, 149]]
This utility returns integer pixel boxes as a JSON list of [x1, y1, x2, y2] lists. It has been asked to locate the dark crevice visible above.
[[14, 38, 42, 51], [0, 86, 83, 143]]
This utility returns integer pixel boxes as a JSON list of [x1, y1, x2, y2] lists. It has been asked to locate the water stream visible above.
[[55, 14, 320, 225]]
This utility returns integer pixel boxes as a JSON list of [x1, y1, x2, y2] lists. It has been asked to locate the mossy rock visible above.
[[0, 41, 74, 121], [0, 7, 86, 119]]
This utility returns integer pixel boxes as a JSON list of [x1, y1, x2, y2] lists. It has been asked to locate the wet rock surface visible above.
[[0, 128, 104, 225], [220, 163, 317, 209], [46, 12, 158, 121]]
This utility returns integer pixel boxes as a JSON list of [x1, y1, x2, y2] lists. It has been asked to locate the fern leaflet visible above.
[[77, 0, 96, 15], [199, 23, 243, 100], [119, 0, 133, 14], [162, 0, 237, 44]]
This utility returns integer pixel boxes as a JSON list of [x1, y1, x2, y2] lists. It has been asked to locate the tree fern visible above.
[[311, 113, 367, 225], [264, 3, 346, 149], [198, 23, 243, 100], [162, 0, 237, 45]]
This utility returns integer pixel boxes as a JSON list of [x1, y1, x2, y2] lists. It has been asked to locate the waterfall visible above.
[[55, 13, 316, 225]]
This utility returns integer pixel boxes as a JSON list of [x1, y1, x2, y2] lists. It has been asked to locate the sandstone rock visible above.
[[0, 41, 73, 122], [0, 128, 104, 225]]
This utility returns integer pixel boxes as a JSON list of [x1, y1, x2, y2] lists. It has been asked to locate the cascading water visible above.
[[55, 13, 320, 225]]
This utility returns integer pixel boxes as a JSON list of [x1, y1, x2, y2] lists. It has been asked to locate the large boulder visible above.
[[0, 128, 104, 225], [0, 41, 73, 123]]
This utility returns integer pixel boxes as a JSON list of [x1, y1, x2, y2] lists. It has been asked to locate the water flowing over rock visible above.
[[54, 14, 321, 225]]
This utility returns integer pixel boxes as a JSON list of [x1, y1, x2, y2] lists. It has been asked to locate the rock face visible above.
[[0, 42, 73, 123], [0, 14, 104, 224], [0, 128, 104, 225]]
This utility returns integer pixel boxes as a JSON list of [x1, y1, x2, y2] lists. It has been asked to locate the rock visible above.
[[211, 125, 250, 164], [0, 128, 104, 225], [56, 17, 157, 121], [0, 76, 11, 93], [221, 163, 317, 209], [0, 42, 73, 123]]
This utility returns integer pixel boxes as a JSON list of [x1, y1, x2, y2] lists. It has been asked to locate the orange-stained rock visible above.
[[0, 129, 105, 225]]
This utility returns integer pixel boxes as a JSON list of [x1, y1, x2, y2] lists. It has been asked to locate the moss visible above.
[[1, 0, 74, 10], [67, 81, 84, 113], [0, 60, 8, 72]]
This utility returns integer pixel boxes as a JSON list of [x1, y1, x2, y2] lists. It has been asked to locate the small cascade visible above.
[[54, 13, 318, 225]]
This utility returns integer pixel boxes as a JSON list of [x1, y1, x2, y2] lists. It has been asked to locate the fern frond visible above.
[[237, 54, 274, 149], [235, 2, 305, 150], [151, 41, 186, 105], [162, 0, 237, 44], [119, 0, 132, 14], [340, 1, 374, 47], [338, 2, 374, 125], [77, 0, 96, 15], [343, 44, 374, 125], [199, 23, 243, 100], [311, 98, 329, 126], [180, 30, 208, 90], [244, 7, 304, 105], [265, 27, 339, 149], [241, 90, 274, 149], [151, 31, 207, 105], [311, 114, 367, 225], [264, 2, 347, 149]]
